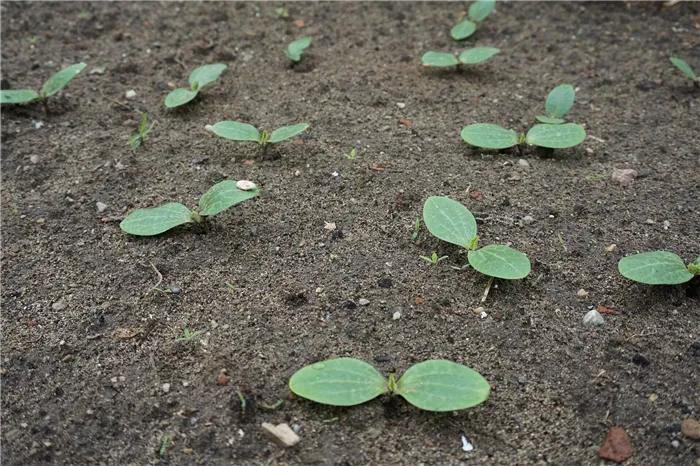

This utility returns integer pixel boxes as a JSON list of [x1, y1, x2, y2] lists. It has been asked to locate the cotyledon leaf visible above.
[[468, 0, 496, 22], [198, 180, 259, 217], [451, 20, 476, 41], [545, 84, 575, 118], [423, 196, 477, 248], [458, 47, 500, 65], [525, 123, 586, 149], [669, 57, 697, 81], [461, 123, 519, 149], [421, 52, 460, 67], [211, 121, 261, 142], [618, 251, 694, 285], [164, 88, 199, 108], [40, 62, 87, 97], [188, 63, 227, 89], [535, 115, 565, 124], [396, 360, 490, 411], [289, 358, 388, 406], [285, 37, 312, 62], [468, 244, 531, 279], [120, 203, 193, 236], [269, 123, 309, 143], [0, 90, 40, 104]]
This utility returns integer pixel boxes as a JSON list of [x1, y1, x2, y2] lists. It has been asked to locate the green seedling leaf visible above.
[[545, 84, 575, 118], [211, 121, 261, 142], [451, 20, 476, 41], [461, 123, 519, 149], [468, 244, 531, 279], [422, 52, 460, 67], [669, 57, 697, 81], [198, 180, 259, 217], [120, 203, 193, 236], [423, 196, 477, 248], [458, 47, 500, 65], [285, 37, 312, 62], [188, 63, 227, 89], [618, 251, 695, 285], [164, 88, 198, 108], [525, 123, 586, 149], [535, 115, 565, 124], [0, 89, 40, 104], [269, 123, 309, 143], [40, 62, 87, 97], [468, 0, 496, 22], [396, 360, 490, 411], [289, 358, 388, 406]]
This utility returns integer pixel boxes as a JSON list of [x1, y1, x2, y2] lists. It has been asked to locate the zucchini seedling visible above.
[[618, 251, 700, 285], [120, 180, 259, 236], [422, 47, 500, 68], [451, 0, 496, 41], [284, 37, 311, 63], [669, 57, 699, 87], [164, 64, 227, 108], [535, 84, 576, 124], [0, 62, 87, 106], [210, 121, 309, 149], [289, 358, 490, 412]]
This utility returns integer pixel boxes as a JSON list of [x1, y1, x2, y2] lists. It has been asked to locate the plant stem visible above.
[[481, 276, 495, 303]]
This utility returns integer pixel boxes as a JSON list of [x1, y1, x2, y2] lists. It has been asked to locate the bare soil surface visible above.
[[2, 2, 699, 465]]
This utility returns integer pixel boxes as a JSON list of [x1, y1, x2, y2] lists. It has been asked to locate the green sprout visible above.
[[451, 0, 496, 41], [127, 111, 155, 150], [159, 435, 170, 457], [28, 36, 39, 45], [119, 180, 259, 236], [535, 84, 576, 124], [289, 358, 490, 412], [423, 196, 531, 280], [0, 62, 87, 106], [669, 57, 699, 87], [175, 329, 202, 343], [164, 64, 227, 108], [420, 252, 449, 264], [421, 47, 500, 68], [284, 37, 312, 63], [411, 218, 421, 241], [210, 121, 309, 149], [344, 148, 358, 160], [275, 7, 289, 18], [618, 251, 700, 285]]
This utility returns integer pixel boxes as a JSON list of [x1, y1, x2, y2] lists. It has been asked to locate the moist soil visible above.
[[2, 2, 700, 465]]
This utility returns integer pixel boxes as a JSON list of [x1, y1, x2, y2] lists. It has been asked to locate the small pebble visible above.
[[96, 202, 107, 212], [583, 309, 604, 327], [392, 311, 401, 320], [125, 89, 136, 99], [396, 102, 406, 109], [611, 168, 637, 187], [162, 383, 170, 393], [522, 215, 535, 224], [52, 302, 66, 311], [517, 159, 530, 168], [30, 155, 40, 164], [671, 440, 680, 448], [605, 244, 617, 253], [577, 288, 589, 298], [359, 298, 370, 306], [236, 180, 257, 191], [204, 124, 213, 133]]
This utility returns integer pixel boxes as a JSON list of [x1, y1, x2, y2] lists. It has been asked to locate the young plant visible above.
[[0, 62, 87, 105], [451, 0, 496, 41], [423, 196, 531, 280], [289, 358, 490, 412], [669, 57, 699, 87], [535, 84, 575, 124], [210, 121, 309, 148], [164, 64, 227, 108], [462, 122, 586, 150], [120, 180, 259, 236], [618, 251, 699, 285], [420, 252, 449, 264], [422, 47, 500, 68], [127, 111, 155, 150], [284, 37, 311, 63], [344, 148, 358, 160], [275, 7, 289, 19], [175, 329, 203, 342], [411, 218, 421, 241]]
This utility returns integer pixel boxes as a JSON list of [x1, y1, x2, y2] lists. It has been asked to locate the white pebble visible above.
[[583, 310, 604, 327], [162, 383, 170, 393], [125, 90, 136, 99], [96, 202, 107, 212], [359, 298, 370, 306], [204, 124, 213, 133], [396, 102, 406, 109], [236, 180, 257, 191], [392, 311, 401, 320]]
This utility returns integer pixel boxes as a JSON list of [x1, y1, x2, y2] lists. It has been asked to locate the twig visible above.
[[481, 276, 495, 303], [625, 330, 658, 341], [150, 262, 169, 293]]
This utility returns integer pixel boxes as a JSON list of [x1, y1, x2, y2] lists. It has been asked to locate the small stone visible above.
[[645, 219, 656, 225], [599, 426, 633, 463], [52, 302, 66, 311], [216, 370, 229, 386], [261, 422, 300, 447], [472, 307, 485, 315], [292, 424, 301, 433], [110, 376, 118, 383], [681, 419, 700, 440], [583, 310, 604, 327], [183, 448, 193, 454], [204, 124, 213, 133], [671, 439, 680, 448], [324, 222, 336, 231], [577, 288, 589, 298], [517, 159, 530, 168], [236, 180, 257, 191], [30, 155, 40, 164], [522, 215, 535, 224], [96, 202, 107, 212], [605, 244, 617, 253], [125, 89, 136, 99], [89, 66, 106, 75], [392, 311, 401, 320], [34, 121, 44, 129], [396, 102, 406, 109], [162, 383, 170, 393], [315, 287, 323, 294], [294, 169, 301, 176], [507, 174, 522, 182], [86, 409, 94, 415], [359, 298, 370, 306], [648, 393, 658, 402], [611, 168, 637, 187]]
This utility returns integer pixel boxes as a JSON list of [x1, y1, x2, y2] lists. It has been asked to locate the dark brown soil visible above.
[[2, 2, 700, 465]]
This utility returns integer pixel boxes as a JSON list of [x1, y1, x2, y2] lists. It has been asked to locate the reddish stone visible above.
[[216, 373, 229, 386], [599, 426, 633, 463]]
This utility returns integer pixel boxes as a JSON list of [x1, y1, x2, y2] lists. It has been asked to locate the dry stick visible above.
[[480, 276, 495, 303], [149, 262, 170, 294]]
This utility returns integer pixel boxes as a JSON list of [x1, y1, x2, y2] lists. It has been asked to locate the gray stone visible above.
[[583, 309, 604, 327]]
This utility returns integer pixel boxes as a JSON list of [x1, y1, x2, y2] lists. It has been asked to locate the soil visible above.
[[2, 2, 700, 465]]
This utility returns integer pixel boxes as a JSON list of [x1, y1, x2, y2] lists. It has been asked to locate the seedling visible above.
[[618, 251, 700, 285], [164, 64, 227, 108], [423, 196, 531, 280], [127, 111, 155, 150], [0, 62, 87, 106], [284, 37, 311, 62], [451, 0, 496, 41], [669, 57, 699, 87], [276, 7, 289, 18], [535, 84, 576, 124], [175, 329, 202, 343], [210, 121, 309, 149], [159, 435, 170, 457], [119, 180, 259, 236], [422, 47, 500, 68], [289, 358, 490, 412], [462, 122, 586, 150], [420, 252, 449, 264], [411, 218, 421, 241], [344, 148, 358, 160]]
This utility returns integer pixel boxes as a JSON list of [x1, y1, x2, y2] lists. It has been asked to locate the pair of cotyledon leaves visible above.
[[164, 64, 227, 108], [210, 121, 309, 145], [618, 251, 700, 285], [0, 62, 87, 104], [423, 196, 531, 280], [285, 37, 312, 62], [451, 0, 496, 41], [422, 47, 500, 68], [289, 358, 490, 412], [119, 180, 258, 236]]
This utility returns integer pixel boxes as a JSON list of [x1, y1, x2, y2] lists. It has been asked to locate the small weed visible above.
[[175, 329, 202, 343], [420, 252, 449, 264], [344, 148, 358, 160], [411, 218, 421, 241], [275, 7, 289, 18], [669, 57, 699, 86], [127, 111, 154, 150], [557, 233, 568, 252]]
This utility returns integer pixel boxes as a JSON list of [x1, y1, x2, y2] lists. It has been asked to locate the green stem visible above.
[[388, 373, 397, 393]]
